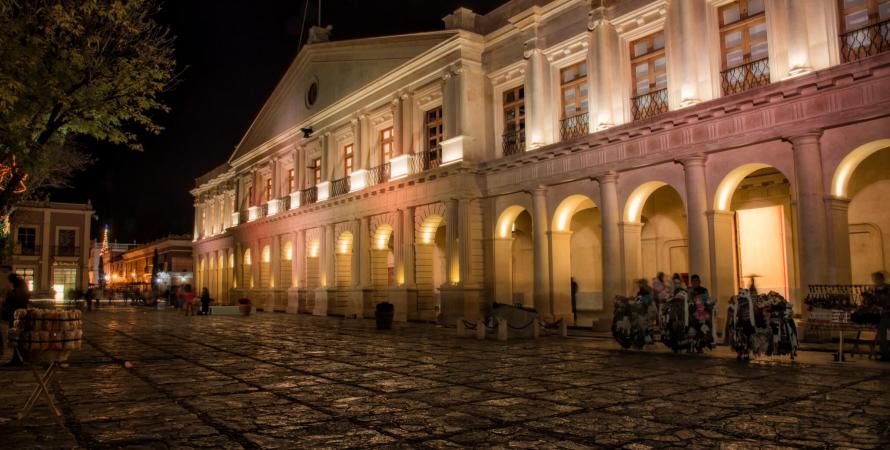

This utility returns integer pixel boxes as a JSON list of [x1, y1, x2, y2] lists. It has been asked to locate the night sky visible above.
[[52, 0, 500, 244]]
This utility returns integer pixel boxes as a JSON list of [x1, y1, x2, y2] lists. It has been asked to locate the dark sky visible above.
[[53, 0, 500, 244]]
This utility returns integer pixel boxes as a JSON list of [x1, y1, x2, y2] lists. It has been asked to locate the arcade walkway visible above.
[[1, 308, 888, 449]]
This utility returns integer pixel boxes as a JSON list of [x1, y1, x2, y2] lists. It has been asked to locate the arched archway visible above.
[[623, 182, 689, 293], [333, 231, 354, 316], [300, 238, 321, 314], [369, 224, 395, 316], [713, 165, 797, 303], [416, 214, 447, 321], [838, 141, 890, 283], [242, 248, 252, 289], [260, 245, 271, 288], [551, 194, 601, 325], [280, 241, 293, 289], [493, 206, 534, 307]]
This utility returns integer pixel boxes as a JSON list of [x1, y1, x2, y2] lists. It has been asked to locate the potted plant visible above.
[[237, 298, 252, 316], [375, 302, 394, 330]]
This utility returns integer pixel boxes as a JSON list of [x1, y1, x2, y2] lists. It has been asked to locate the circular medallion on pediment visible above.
[[305, 77, 319, 108]]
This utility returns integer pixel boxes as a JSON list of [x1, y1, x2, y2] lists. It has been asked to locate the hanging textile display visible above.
[[728, 290, 798, 360], [611, 295, 654, 349]]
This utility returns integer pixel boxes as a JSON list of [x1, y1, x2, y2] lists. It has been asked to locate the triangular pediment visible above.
[[230, 31, 457, 162]]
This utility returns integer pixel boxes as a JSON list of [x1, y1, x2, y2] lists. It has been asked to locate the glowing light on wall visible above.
[[317, 181, 331, 201], [283, 242, 293, 261], [308, 239, 320, 258], [243, 249, 251, 265], [418, 215, 444, 245], [337, 232, 353, 255], [496, 206, 526, 239], [262, 245, 271, 263], [349, 169, 368, 192], [832, 139, 890, 198], [624, 182, 667, 223], [552, 195, 596, 232], [389, 154, 410, 180], [373, 225, 393, 250], [715, 164, 770, 211]]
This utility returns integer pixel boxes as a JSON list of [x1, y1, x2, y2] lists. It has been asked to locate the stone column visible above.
[[324, 224, 335, 288], [351, 117, 363, 171], [598, 172, 621, 306], [403, 207, 416, 288], [458, 198, 474, 286], [786, 0, 811, 75], [294, 230, 304, 288], [322, 133, 333, 182], [251, 241, 260, 290], [400, 92, 414, 156], [445, 199, 459, 285], [193, 202, 202, 240], [359, 217, 371, 288], [270, 157, 279, 199], [524, 39, 553, 148], [442, 71, 461, 141], [233, 242, 242, 290], [679, 155, 712, 289], [789, 132, 830, 291], [619, 222, 643, 294], [587, 9, 622, 130], [270, 235, 280, 289], [532, 186, 552, 315], [359, 114, 371, 170], [391, 97, 403, 158], [826, 197, 852, 284]]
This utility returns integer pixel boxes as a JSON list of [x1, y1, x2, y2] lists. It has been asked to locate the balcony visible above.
[[54, 246, 79, 257], [502, 129, 525, 156], [559, 112, 589, 141], [721, 58, 770, 96], [840, 19, 890, 63], [409, 146, 441, 173], [367, 162, 391, 186], [631, 88, 669, 121], [12, 244, 40, 256], [301, 186, 318, 205], [330, 176, 351, 198]]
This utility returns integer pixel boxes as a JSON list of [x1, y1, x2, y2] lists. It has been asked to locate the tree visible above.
[[0, 0, 177, 215]]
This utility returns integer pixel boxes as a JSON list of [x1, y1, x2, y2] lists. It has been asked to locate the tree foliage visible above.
[[0, 0, 176, 213]]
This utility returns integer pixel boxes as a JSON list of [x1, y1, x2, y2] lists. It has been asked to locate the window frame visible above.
[[264, 178, 272, 202], [312, 158, 322, 186], [424, 106, 443, 151], [379, 127, 394, 165], [559, 60, 588, 119], [287, 168, 295, 193], [343, 143, 354, 176], [718, 0, 769, 71], [839, 0, 890, 32], [16, 226, 37, 251], [502, 85, 526, 136], [629, 31, 667, 97]]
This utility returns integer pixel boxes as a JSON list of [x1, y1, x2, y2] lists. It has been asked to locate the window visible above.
[[630, 32, 668, 121], [57, 229, 76, 256], [287, 168, 295, 193], [343, 144, 354, 176], [312, 158, 321, 186], [379, 128, 394, 164], [16, 226, 36, 255], [264, 178, 272, 201], [839, 0, 890, 62], [424, 107, 443, 168], [247, 186, 254, 206], [502, 85, 525, 156], [559, 61, 589, 140], [560, 61, 588, 118], [719, 0, 770, 95], [15, 268, 35, 291]]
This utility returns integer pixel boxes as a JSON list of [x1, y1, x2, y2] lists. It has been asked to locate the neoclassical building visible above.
[[192, 0, 890, 328]]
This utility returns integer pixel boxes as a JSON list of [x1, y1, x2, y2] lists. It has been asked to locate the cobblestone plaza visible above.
[[1, 308, 888, 449]]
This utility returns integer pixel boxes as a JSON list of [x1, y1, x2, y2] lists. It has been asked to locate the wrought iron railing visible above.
[[409, 146, 441, 173], [840, 19, 890, 63], [330, 176, 350, 198], [631, 88, 669, 121], [502, 129, 525, 156], [54, 246, 79, 257], [12, 245, 40, 256], [559, 112, 589, 141], [721, 58, 770, 96], [367, 162, 391, 186], [301, 186, 318, 205]]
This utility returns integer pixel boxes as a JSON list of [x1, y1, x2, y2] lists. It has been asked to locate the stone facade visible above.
[[193, 0, 890, 328]]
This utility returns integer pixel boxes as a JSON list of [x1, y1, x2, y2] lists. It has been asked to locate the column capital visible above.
[[533, 185, 548, 196], [676, 154, 707, 167], [595, 171, 618, 184], [825, 195, 851, 210], [399, 91, 412, 101], [784, 130, 823, 145]]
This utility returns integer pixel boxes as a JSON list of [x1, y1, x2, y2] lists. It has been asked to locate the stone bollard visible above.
[[533, 319, 540, 339], [476, 320, 486, 340], [560, 318, 568, 337], [457, 318, 465, 337], [497, 319, 508, 342]]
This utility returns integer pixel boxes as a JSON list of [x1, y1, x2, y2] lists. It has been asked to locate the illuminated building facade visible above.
[[192, 0, 890, 328], [8, 201, 93, 299]]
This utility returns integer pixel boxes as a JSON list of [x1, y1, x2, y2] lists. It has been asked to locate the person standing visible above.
[[872, 271, 890, 362], [199, 287, 212, 315], [180, 284, 196, 316], [85, 287, 95, 311], [3, 274, 31, 366]]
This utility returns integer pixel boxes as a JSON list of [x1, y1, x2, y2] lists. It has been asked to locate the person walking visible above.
[[85, 287, 95, 311], [180, 284, 196, 316], [872, 271, 890, 362], [199, 287, 212, 315]]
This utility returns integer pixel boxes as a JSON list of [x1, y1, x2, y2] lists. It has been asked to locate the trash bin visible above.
[[375, 302, 394, 330]]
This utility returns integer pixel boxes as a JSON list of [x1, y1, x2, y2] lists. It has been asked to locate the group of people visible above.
[[169, 285, 213, 316], [612, 272, 716, 353]]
